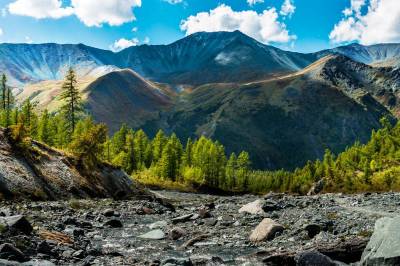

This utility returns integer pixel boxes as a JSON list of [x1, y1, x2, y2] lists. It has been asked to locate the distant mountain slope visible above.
[[116, 31, 316, 85], [83, 69, 174, 133], [168, 67, 392, 170], [306, 55, 400, 116], [0, 43, 117, 86], [316, 43, 400, 68]]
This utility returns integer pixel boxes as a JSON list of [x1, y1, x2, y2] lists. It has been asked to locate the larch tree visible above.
[[60, 68, 82, 135]]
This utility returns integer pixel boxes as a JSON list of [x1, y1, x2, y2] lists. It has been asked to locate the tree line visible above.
[[2, 69, 400, 195]]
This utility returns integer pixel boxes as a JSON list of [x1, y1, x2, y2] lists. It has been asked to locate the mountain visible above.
[[4, 31, 400, 170], [167, 57, 393, 169], [316, 43, 400, 68], [83, 69, 174, 133]]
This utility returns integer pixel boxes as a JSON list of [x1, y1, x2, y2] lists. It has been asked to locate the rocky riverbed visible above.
[[0, 191, 399, 265]]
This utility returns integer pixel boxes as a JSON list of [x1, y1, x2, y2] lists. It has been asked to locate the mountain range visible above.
[[2, 30, 400, 170]]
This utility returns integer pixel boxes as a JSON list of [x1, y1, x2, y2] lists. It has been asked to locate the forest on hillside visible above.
[[1, 69, 400, 195]]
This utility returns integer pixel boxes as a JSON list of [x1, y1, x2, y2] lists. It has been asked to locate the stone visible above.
[[138, 229, 166, 240], [198, 207, 211, 218], [168, 227, 187, 240], [103, 219, 123, 228], [149, 220, 168, 230], [0, 243, 26, 262], [162, 257, 191, 266], [102, 209, 115, 217], [0, 215, 33, 235], [296, 251, 339, 266], [238, 200, 265, 215], [361, 216, 400, 266], [36, 241, 52, 255], [171, 214, 193, 224], [22, 260, 56, 266], [262, 200, 282, 212], [249, 218, 284, 242], [305, 224, 322, 239], [307, 179, 325, 196]]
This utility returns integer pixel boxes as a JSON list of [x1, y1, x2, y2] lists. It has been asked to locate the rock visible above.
[[22, 260, 56, 266], [142, 207, 155, 215], [238, 199, 265, 215], [0, 259, 20, 266], [161, 257, 191, 266], [305, 224, 322, 239], [102, 209, 115, 217], [361, 216, 400, 266], [62, 217, 78, 226], [138, 229, 166, 240], [296, 251, 339, 266], [73, 228, 85, 238], [36, 241, 52, 255], [171, 214, 193, 224], [168, 227, 187, 240], [149, 220, 168, 230], [204, 219, 217, 226], [262, 200, 282, 212], [179, 234, 210, 250], [103, 219, 123, 228], [249, 218, 284, 242], [0, 243, 26, 262], [317, 237, 368, 263], [0, 215, 33, 235], [198, 207, 211, 218], [307, 179, 325, 196]]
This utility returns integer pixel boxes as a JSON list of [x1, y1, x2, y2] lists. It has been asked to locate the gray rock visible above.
[[305, 224, 322, 239], [22, 260, 56, 266], [249, 218, 284, 242], [0, 244, 26, 262], [238, 199, 265, 215], [171, 214, 193, 224], [361, 216, 400, 266], [102, 209, 115, 217], [0, 215, 33, 235], [103, 219, 123, 228], [149, 220, 168, 229], [138, 229, 166, 240], [296, 251, 339, 266], [168, 227, 187, 240]]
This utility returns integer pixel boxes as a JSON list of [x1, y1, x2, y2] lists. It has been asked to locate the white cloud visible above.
[[330, 0, 400, 45], [247, 0, 264, 6], [132, 27, 138, 32], [71, 0, 142, 27], [110, 38, 139, 52], [163, 0, 183, 4], [143, 36, 150, 44], [280, 0, 295, 17], [8, 0, 73, 19], [180, 4, 296, 44], [8, 0, 141, 27]]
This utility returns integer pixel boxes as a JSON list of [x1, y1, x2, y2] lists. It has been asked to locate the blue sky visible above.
[[0, 0, 399, 53]]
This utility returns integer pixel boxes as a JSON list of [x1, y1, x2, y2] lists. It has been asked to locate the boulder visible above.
[[149, 220, 168, 230], [296, 251, 340, 266], [0, 215, 33, 235], [304, 224, 322, 239], [0, 243, 26, 262], [307, 179, 325, 196], [249, 218, 284, 242], [168, 227, 187, 240], [103, 219, 123, 228], [171, 214, 193, 224], [138, 229, 166, 240], [238, 200, 265, 215], [361, 216, 400, 266]]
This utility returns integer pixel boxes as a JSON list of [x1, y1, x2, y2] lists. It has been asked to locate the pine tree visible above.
[[1, 74, 6, 110], [38, 109, 53, 145], [60, 68, 82, 135]]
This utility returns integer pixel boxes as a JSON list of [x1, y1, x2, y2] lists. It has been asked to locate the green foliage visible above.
[[59, 68, 83, 135]]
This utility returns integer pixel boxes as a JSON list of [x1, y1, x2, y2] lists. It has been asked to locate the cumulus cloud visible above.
[[7, 0, 141, 27], [8, 0, 73, 19], [180, 4, 296, 44], [71, 0, 142, 27], [330, 0, 400, 45], [247, 0, 264, 6], [110, 38, 139, 52], [280, 0, 295, 17]]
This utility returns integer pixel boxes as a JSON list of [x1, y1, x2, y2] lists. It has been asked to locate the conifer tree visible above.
[[60, 68, 82, 134], [38, 109, 53, 145], [1, 74, 6, 110]]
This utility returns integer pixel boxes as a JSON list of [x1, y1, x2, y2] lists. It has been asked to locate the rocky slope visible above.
[[0, 190, 398, 265], [0, 127, 149, 200]]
